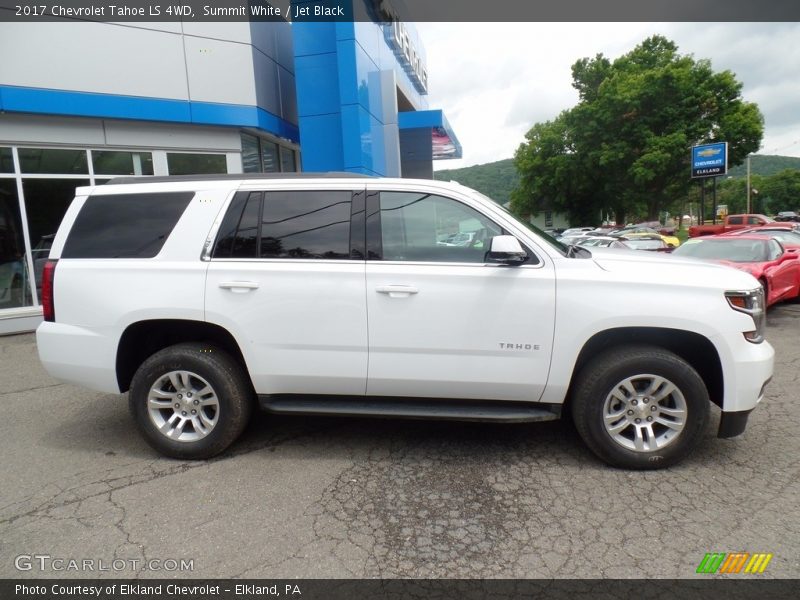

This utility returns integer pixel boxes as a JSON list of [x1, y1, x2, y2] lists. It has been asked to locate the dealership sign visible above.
[[375, 0, 429, 94], [691, 142, 728, 178]]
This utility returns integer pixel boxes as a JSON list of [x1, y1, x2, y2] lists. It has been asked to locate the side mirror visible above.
[[486, 235, 528, 265]]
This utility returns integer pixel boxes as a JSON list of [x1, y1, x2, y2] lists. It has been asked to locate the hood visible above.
[[716, 260, 761, 278], [587, 247, 761, 290]]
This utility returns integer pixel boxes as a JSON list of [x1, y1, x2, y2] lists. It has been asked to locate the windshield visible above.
[[672, 238, 769, 262], [755, 230, 800, 245], [470, 190, 568, 255]]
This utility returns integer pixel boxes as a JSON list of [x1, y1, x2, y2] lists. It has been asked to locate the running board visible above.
[[258, 395, 561, 423]]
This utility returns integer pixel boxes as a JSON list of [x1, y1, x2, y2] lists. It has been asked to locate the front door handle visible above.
[[219, 281, 259, 293], [376, 285, 419, 298]]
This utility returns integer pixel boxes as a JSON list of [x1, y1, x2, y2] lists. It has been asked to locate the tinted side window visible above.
[[231, 193, 262, 258], [378, 192, 502, 263], [213, 192, 249, 258], [213, 191, 264, 259], [260, 191, 351, 259], [62, 192, 193, 258], [728, 216, 743, 225]]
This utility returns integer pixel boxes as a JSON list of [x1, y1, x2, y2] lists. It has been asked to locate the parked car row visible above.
[[570, 236, 629, 249], [673, 229, 800, 307], [618, 236, 673, 252], [555, 227, 678, 252], [688, 213, 799, 237], [613, 228, 681, 248], [554, 222, 800, 308], [566, 234, 671, 252]]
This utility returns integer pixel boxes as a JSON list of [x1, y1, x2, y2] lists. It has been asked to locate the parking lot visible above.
[[1, 305, 798, 580]]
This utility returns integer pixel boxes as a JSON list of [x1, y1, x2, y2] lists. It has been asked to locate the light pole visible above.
[[746, 155, 751, 213]]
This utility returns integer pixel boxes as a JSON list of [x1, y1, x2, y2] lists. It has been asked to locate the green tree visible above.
[[512, 36, 764, 225], [759, 169, 800, 213]]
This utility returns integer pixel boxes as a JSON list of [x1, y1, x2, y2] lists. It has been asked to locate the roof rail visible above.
[[105, 172, 374, 185]]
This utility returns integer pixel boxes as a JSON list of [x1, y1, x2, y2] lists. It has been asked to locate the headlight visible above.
[[725, 289, 766, 343]]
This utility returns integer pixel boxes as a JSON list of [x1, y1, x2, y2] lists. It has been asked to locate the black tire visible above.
[[129, 343, 253, 459], [571, 345, 709, 470]]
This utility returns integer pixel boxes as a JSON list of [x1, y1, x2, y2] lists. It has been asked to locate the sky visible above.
[[415, 23, 800, 170]]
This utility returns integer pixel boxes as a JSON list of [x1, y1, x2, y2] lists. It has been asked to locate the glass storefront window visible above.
[[166, 153, 227, 175], [241, 134, 297, 174], [0, 148, 13, 173], [262, 141, 280, 173], [241, 134, 262, 173], [92, 151, 154, 176], [18, 148, 89, 174], [22, 179, 90, 293], [0, 180, 34, 309], [280, 146, 296, 173]]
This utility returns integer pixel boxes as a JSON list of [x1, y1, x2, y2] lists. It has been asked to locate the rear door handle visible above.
[[376, 285, 419, 298], [219, 281, 259, 293]]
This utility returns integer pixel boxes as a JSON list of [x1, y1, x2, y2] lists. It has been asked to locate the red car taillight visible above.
[[42, 260, 57, 322]]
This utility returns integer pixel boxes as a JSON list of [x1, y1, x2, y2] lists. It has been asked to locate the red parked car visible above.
[[671, 235, 800, 306], [719, 227, 800, 251]]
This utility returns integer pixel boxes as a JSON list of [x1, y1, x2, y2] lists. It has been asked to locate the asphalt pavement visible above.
[[1, 305, 798, 579]]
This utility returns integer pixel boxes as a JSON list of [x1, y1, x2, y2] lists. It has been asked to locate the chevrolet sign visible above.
[[375, 0, 429, 94], [691, 142, 728, 178]]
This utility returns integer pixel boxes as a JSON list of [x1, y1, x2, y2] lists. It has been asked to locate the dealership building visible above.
[[0, 1, 461, 333]]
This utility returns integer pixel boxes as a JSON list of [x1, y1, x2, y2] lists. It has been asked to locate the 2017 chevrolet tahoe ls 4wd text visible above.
[[36, 174, 774, 469]]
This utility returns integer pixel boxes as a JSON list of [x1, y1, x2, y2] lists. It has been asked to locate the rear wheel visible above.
[[571, 345, 709, 469], [129, 343, 252, 459]]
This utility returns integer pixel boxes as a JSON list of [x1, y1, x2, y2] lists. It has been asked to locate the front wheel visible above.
[[571, 345, 709, 469], [129, 343, 253, 459]]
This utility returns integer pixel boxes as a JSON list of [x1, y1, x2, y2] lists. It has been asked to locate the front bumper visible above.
[[719, 409, 753, 438], [713, 331, 773, 437], [717, 374, 771, 438], [721, 337, 774, 413]]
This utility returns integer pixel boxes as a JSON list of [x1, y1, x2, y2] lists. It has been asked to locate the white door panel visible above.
[[366, 263, 555, 400], [205, 187, 368, 396], [206, 261, 367, 395]]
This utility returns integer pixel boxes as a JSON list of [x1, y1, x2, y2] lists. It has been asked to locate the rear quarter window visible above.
[[61, 192, 194, 258]]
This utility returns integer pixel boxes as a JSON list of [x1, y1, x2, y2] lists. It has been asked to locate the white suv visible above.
[[36, 174, 774, 468]]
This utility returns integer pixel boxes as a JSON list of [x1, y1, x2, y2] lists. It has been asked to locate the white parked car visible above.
[[36, 174, 773, 469], [560, 227, 596, 237]]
